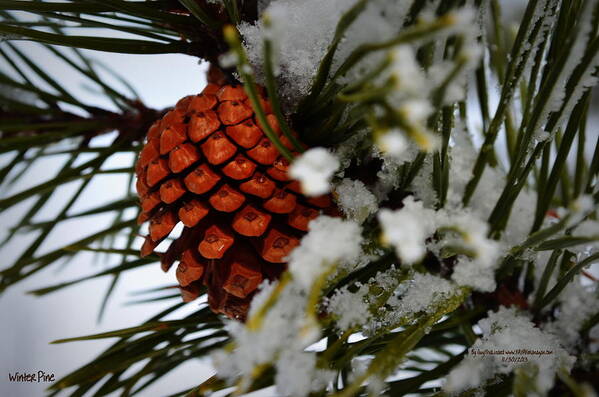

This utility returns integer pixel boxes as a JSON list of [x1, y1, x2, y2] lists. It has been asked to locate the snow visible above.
[[545, 275, 599, 349], [409, 154, 438, 208], [213, 281, 321, 396], [325, 266, 404, 332], [326, 283, 371, 331], [246, 279, 278, 319], [275, 350, 317, 397], [444, 122, 478, 205], [212, 216, 363, 396], [289, 147, 340, 196], [288, 216, 362, 289], [378, 196, 437, 265], [375, 128, 409, 159], [377, 195, 501, 290], [372, 139, 420, 200], [443, 211, 502, 292], [537, 0, 597, 141], [239, 0, 479, 109], [445, 307, 575, 394], [239, 0, 356, 106], [398, 99, 434, 125], [257, 0, 273, 14], [239, 0, 417, 107], [388, 273, 457, 320], [451, 258, 496, 292], [333, 178, 378, 224], [567, 194, 596, 226], [444, 121, 537, 247], [210, 0, 599, 394], [388, 46, 427, 98], [326, 268, 461, 335], [571, 219, 599, 256]]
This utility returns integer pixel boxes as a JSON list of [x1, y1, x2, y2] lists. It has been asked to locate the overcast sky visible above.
[[0, 44, 222, 397]]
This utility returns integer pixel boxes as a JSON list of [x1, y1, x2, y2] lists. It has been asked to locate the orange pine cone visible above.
[[135, 82, 335, 320]]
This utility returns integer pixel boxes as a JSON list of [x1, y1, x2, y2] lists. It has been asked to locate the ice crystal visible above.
[[326, 268, 461, 336], [326, 283, 371, 331], [334, 178, 378, 224], [388, 273, 457, 320]]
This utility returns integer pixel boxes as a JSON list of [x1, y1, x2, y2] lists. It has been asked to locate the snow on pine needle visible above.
[[207, 0, 599, 396], [212, 216, 362, 397], [239, 0, 414, 106], [333, 178, 378, 224]]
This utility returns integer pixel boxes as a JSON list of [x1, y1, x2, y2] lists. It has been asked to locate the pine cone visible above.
[[135, 82, 335, 320]]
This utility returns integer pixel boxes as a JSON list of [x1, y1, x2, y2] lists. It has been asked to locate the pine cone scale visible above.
[[135, 82, 335, 320]]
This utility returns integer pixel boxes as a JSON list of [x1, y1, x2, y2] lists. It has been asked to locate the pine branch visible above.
[[1, 1, 598, 395]]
